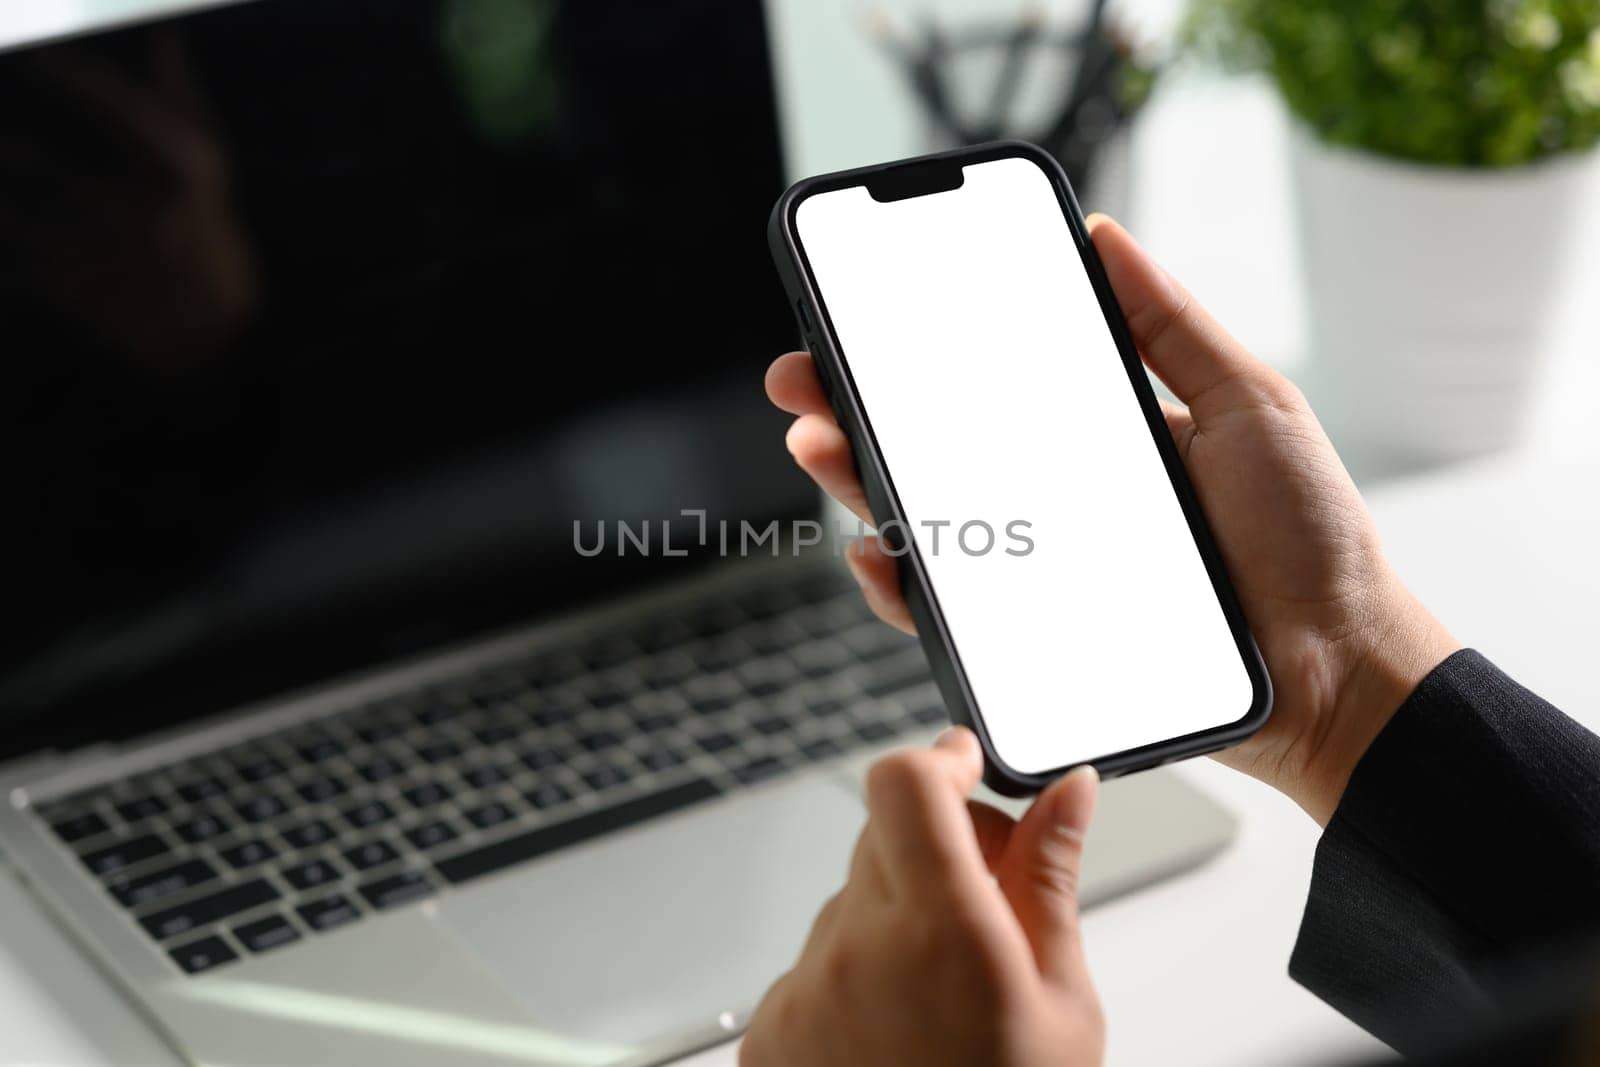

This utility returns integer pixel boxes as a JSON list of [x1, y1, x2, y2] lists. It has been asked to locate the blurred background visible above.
[[765, 0, 1600, 482]]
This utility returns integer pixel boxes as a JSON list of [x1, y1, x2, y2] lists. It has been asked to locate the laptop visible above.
[[0, 2, 1237, 1064]]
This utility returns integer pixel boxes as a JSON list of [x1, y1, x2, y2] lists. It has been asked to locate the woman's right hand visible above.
[[764, 214, 1459, 825]]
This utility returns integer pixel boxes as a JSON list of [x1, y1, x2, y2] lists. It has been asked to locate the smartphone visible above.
[[769, 141, 1271, 795]]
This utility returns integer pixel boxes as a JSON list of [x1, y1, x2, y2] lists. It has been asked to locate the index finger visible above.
[[765, 351, 831, 416], [863, 729, 989, 897]]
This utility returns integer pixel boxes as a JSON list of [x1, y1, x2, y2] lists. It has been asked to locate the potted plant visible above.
[[1186, 0, 1600, 468]]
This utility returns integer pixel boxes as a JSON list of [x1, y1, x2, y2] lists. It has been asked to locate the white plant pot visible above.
[[1290, 125, 1599, 470]]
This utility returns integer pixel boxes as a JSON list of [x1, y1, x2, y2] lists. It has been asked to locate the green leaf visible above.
[[1180, 0, 1600, 165]]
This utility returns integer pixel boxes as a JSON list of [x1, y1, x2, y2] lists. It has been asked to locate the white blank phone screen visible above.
[[795, 155, 1254, 774]]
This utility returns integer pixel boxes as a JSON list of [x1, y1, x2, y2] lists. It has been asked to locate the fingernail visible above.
[[1056, 765, 1099, 836], [933, 726, 961, 749]]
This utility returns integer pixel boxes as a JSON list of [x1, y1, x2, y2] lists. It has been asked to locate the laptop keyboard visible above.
[[29, 564, 946, 976]]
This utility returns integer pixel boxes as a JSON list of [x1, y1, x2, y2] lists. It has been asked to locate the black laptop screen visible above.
[[0, 0, 814, 757]]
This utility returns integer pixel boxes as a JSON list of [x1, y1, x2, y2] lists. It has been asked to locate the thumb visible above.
[[996, 764, 1099, 989], [1085, 213, 1265, 416]]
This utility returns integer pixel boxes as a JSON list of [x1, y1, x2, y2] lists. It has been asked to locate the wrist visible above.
[[1299, 576, 1460, 825]]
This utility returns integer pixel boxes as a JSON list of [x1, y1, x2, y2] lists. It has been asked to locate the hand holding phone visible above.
[[769, 150, 1458, 817]]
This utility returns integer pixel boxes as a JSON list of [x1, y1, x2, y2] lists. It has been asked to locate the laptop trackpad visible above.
[[434, 778, 863, 1045]]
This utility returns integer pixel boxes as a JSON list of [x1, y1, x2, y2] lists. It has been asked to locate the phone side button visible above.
[[809, 345, 836, 401]]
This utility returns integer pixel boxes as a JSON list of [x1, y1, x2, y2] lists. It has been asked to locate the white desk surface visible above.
[[5, 3, 1600, 1062]]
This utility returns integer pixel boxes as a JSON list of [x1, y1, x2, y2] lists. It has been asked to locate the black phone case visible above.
[[768, 140, 1272, 796]]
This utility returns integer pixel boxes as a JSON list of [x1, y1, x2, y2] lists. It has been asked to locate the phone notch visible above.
[[866, 160, 966, 203]]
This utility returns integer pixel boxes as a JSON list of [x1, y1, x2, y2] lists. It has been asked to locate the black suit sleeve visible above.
[[1288, 649, 1600, 1057]]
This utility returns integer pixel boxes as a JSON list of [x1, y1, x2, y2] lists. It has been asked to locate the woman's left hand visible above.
[[739, 727, 1105, 1067]]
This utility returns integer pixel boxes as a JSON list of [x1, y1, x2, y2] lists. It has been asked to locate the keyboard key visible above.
[[175, 777, 227, 804], [581, 765, 631, 792], [142, 879, 279, 940], [627, 692, 686, 719], [342, 800, 395, 829], [402, 782, 452, 809], [437, 778, 722, 885], [519, 746, 564, 772], [909, 699, 948, 726], [41, 788, 108, 816], [297, 894, 361, 932], [463, 802, 515, 829], [586, 687, 628, 711], [234, 914, 301, 954], [235, 794, 289, 823], [283, 855, 341, 888], [748, 621, 810, 656], [696, 732, 738, 754], [732, 756, 786, 786], [415, 739, 461, 764], [632, 710, 680, 733], [356, 755, 406, 783], [359, 870, 435, 910], [169, 934, 238, 974], [807, 697, 846, 718], [294, 734, 343, 763], [235, 755, 287, 783], [574, 729, 621, 753], [471, 721, 518, 745], [174, 813, 232, 843], [51, 812, 110, 843], [296, 775, 349, 803], [109, 858, 219, 908], [344, 840, 400, 871], [861, 653, 933, 699], [525, 781, 571, 810], [114, 795, 169, 823], [796, 608, 847, 639], [281, 819, 336, 849], [82, 834, 169, 876], [220, 839, 278, 870], [795, 658, 843, 679], [843, 623, 914, 660], [750, 715, 792, 737], [353, 718, 403, 745], [800, 736, 843, 761], [639, 748, 685, 772], [461, 764, 511, 789], [855, 721, 896, 743], [528, 702, 577, 729], [405, 820, 459, 850]]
